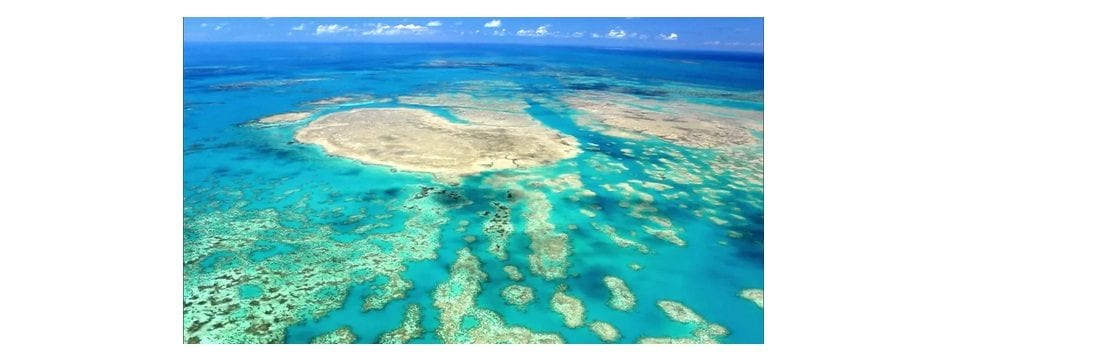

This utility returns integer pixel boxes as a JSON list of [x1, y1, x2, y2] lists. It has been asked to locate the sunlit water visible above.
[[184, 43, 763, 344]]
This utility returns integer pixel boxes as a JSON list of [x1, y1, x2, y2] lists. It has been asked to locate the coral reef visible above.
[[639, 301, 729, 344], [379, 304, 424, 344], [432, 248, 563, 343], [303, 94, 387, 106], [550, 285, 586, 328], [591, 223, 649, 254], [603, 276, 637, 311], [503, 265, 524, 281], [589, 321, 620, 342], [183, 186, 455, 343], [524, 189, 571, 280], [564, 90, 763, 149], [482, 201, 512, 260], [483, 174, 573, 281], [740, 289, 764, 309], [501, 285, 536, 309], [311, 326, 357, 344]]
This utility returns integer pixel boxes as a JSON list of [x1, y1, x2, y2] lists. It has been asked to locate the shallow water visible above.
[[184, 42, 763, 344]]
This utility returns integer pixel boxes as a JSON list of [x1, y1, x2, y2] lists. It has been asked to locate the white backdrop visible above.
[[1, 0, 1118, 356]]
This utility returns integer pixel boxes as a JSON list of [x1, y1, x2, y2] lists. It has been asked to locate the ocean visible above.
[[184, 42, 763, 344]]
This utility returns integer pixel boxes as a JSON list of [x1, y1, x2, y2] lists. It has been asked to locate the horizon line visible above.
[[182, 40, 765, 55]]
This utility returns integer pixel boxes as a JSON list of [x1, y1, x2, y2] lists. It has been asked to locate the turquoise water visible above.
[[184, 43, 763, 344]]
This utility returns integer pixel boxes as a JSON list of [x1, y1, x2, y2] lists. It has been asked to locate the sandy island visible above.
[[294, 107, 580, 181], [256, 112, 312, 124]]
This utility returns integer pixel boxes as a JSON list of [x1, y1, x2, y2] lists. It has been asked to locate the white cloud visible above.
[[607, 28, 627, 38], [315, 24, 352, 35], [591, 33, 602, 38], [572, 32, 584, 38], [292, 24, 305, 31], [516, 25, 551, 37], [214, 25, 223, 31], [703, 41, 721, 45], [396, 24, 426, 31], [363, 23, 390, 35], [659, 32, 678, 41], [492, 29, 506, 36], [483, 19, 502, 28], [361, 23, 429, 36], [200, 23, 208, 28], [427, 21, 442, 27]]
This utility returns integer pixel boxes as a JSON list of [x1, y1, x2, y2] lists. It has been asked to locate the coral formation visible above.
[[503, 265, 524, 281], [379, 304, 424, 344], [432, 248, 563, 343], [603, 276, 637, 311], [639, 301, 729, 344], [550, 285, 586, 328], [564, 90, 763, 148], [311, 326, 357, 344], [501, 285, 536, 309], [740, 289, 764, 309], [589, 321, 621, 342], [183, 186, 455, 344], [482, 201, 512, 260]]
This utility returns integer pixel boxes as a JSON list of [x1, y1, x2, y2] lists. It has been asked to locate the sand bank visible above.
[[256, 112, 312, 124], [294, 107, 580, 181]]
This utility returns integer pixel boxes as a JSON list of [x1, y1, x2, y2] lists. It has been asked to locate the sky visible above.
[[184, 18, 763, 52]]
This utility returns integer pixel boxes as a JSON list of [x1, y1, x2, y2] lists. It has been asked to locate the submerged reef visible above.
[[482, 201, 512, 260], [182, 185, 457, 344], [503, 265, 524, 281], [209, 78, 325, 91], [600, 182, 685, 247], [295, 99, 580, 182], [564, 90, 763, 149], [483, 174, 574, 280], [550, 285, 586, 328], [189, 58, 764, 343], [589, 321, 621, 342], [303, 94, 387, 106], [523, 189, 572, 280], [591, 223, 650, 254], [640, 301, 729, 344], [311, 326, 357, 344], [433, 248, 563, 343], [379, 304, 424, 344], [603, 276, 637, 311], [740, 289, 764, 309], [501, 285, 536, 310]]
